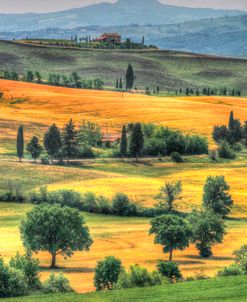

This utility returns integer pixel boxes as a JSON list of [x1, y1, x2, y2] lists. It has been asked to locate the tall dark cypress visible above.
[[120, 125, 128, 159], [44, 124, 62, 163], [17, 124, 24, 162], [129, 123, 144, 162], [228, 111, 235, 131], [119, 78, 123, 90], [116, 78, 119, 90], [62, 119, 78, 163], [126, 64, 135, 92]]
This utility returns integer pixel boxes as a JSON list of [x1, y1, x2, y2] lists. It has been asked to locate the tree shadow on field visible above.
[[186, 255, 233, 261], [40, 266, 95, 273]]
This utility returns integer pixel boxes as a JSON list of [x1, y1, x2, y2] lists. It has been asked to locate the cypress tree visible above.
[[228, 111, 235, 131], [116, 78, 119, 90], [126, 64, 135, 92], [142, 36, 145, 46], [44, 124, 62, 163], [17, 124, 24, 162], [120, 125, 127, 159], [62, 119, 78, 163], [129, 123, 144, 162], [119, 78, 123, 90]]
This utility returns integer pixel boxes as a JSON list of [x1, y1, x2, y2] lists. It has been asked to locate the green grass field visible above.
[[4, 276, 247, 302], [1, 41, 247, 93]]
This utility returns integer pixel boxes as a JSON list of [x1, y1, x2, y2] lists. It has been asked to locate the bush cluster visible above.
[[0, 254, 73, 298]]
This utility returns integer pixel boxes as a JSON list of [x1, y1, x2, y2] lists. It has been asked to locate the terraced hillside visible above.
[[0, 41, 247, 93]]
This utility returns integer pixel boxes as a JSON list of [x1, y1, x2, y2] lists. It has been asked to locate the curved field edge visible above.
[[3, 276, 247, 302]]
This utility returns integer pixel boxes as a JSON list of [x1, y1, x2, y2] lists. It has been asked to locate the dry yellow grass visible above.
[[1, 79, 247, 144]]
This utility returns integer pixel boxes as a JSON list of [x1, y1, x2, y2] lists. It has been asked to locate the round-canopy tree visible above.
[[149, 214, 192, 261], [20, 204, 93, 268]]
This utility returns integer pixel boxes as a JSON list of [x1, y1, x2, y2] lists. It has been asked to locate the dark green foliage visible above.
[[94, 256, 122, 291], [189, 210, 225, 258], [234, 245, 247, 273], [42, 273, 73, 294], [78, 121, 102, 147], [26, 136, 43, 162], [212, 125, 229, 144], [126, 64, 134, 91], [112, 193, 137, 216], [9, 252, 41, 291], [157, 261, 182, 281], [0, 180, 25, 203], [44, 124, 62, 162], [228, 111, 235, 130], [35, 71, 42, 83], [129, 123, 144, 161], [120, 125, 127, 158], [203, 176, 233, 217], [116, 265, 163, 289], [0, 258, 28, 298], [217, 264, 243, 277], [20, 204, 93, 268], [25, 70, 34, 82], [171, 152, 183, 163], [218, 141, 236, 159], [150, 214, 192, 261], [62, 119, 78, 162], [155, 181, 182, 211], [16, 124, 24, 162]]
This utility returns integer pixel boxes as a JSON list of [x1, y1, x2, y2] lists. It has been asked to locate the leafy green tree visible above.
[[155, 181, 182, 212], [9, 252, 41, 290], [94, 256, 122, 291], [129, 123, 144, 162], [189, 210, 226, 258], [126, 64, 134, 91], [112, 193, 137, 216], [44, 124, 62, 163], [203, 176, 233, 217], [78, 121, 102, 147], [20, 204, 93, 268], [71, 72, 81, 88], [26, 136, 43, 163], [120, 125, 128, 159], [62, 119, 78, 163], [149, 214, 192, 261], [17, 124, 24, 162]]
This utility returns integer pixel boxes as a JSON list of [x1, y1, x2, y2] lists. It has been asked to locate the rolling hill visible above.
[[0, 41, 247, 94], [0, 0, 243, 32]]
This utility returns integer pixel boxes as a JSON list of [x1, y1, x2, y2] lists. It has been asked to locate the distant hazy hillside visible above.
[[0, 40, 247, 94], [0, 0, 243, 32], [2, 15, 247, 57]]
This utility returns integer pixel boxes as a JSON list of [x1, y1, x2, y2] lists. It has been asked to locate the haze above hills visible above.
[[0, 0, 244, 31]]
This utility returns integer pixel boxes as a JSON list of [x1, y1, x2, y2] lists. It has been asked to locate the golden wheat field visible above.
[[1, 79, 247, 145], [1, 79, 247, 293]]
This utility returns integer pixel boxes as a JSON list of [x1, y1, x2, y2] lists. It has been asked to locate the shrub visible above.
[[157, 261, 182, 282], [234, 245, 247, 272], [42, 273, 73, 294], [97, 196, 112, 214], [0, 258, 28, 298], [194, 269, 209, 280], [217, 264, 243, 277], [112, 193, 137, 216], [218, 141, 236, 159], [94, 256, 122, 291], [77, 144, 95, 158], [40, 154, 50, 165], [82, 192, 100, 213], [209, 150, 217, 161], [171, 152, 184, 163], [185, 135, 208, 155], [116, 265, 163, 289], [9, 252, 41, 291], [0, 180, 26, 203]]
